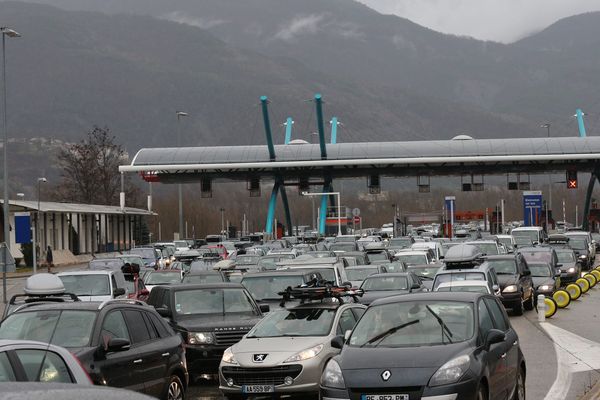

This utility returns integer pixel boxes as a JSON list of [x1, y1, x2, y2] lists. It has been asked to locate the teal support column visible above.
[[582, 171, 598, 231], [279, 184, 293, 235], [319, 185, 329, 235], [260, 96, 276, 160], [576, 109, 587, 137], [284, 117, 293, 145], [315, 94, 327, 159], [265, 182, 280, 234], [330, 117, 338, 144]]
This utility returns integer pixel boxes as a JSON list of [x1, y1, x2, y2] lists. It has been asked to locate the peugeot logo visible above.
[[381, 370, 391, 381], [253, 354, 268, 363]]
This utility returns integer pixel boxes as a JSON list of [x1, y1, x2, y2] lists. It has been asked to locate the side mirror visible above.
[[259, 304, 270, 313], [113, 287, 126, 297], [105, 337, 130, 353], [331, 335, 345, 350], [411, 283, 421, 290], [486, 329, 505, 346], [522, 270, 531, 276], [555, 271, 561, 277], [556, 264, 563, 268], [156, 307, 172, 318], [438, 256, 444, 260]]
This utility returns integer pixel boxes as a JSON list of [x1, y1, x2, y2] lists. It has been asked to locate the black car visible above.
[[146, 283, 266, 376], [321, 292, 526, 400], [359, 272, 425, 306], [554, 248, 581, 284], [0, 300, 188, 399], [527, 262, 561, 297], [484, 254, 535, 315]]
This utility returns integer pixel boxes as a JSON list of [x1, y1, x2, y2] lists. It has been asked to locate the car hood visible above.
[[338, 342, 472, 387], [496, 274, 518, 287], [359, 290, 409, 305], [174, 314, 261, 332], [231, 336, 329, 366], [559, 261, 577, 270], [532, 277, 555, 287]]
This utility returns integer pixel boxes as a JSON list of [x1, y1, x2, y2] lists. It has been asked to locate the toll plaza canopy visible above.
[[119, 137, 600, 183]]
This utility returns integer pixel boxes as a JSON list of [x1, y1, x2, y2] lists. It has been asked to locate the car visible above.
[[328, 242, 360, 253], [483, 254, 535, 315], [563, 234, 593, 269], [173, 240, 191, 252], [554, 248, 581, 283], [117, 255, 145, 269], [435, 280, 492, 294], [511, 226, 547, 245], [527, 262, 561, 297], [345, 265, 388, 287], [406, 263, 442, 281], [495, 234, 516, 252], [411, 241, 444, 260], [518, 246, 560, 274], [394, 250, 433, 266], [234, 254, 261, 267], [143, 270, 184, 292], [0, 339, 93, 384], [257, 254, 296, 271], [339, 251, 370, 267], [127, 247, 163, 269], [320, 292, 526, 400], [565, 230, 596, 260], [146, 283, 266, 377], [56, 271, 129, 302], [277, 257, 349, 286], [359, 272, 425, 305], [464, 240, 505, 256], [181, 271, 229, 284], [386, 236, 414, 250], [305, 251, 337, 259], [219, 286, 366, 400], [0, 299, 188, 398], [334, 234, 360, 243]]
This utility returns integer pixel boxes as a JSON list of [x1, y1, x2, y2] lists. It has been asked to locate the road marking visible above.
[[540, 322, 600, 400]]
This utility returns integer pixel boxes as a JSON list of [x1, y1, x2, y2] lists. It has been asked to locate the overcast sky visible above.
[[360, 0, 600, 43]]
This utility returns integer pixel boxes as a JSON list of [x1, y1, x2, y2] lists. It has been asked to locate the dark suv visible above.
[[147, 283, 266, 377], [0, 299, 188, 399], [484, 254, 535, 315]]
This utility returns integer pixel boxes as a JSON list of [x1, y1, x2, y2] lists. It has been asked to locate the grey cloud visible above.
[[274, 14, 325, 41], [161, 11, 228, 30]]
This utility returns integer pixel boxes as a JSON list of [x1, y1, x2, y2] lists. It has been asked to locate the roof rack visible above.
[[98, 298, 148, 310], [277, 280, 363, 307], [7, 293, 81, 316]]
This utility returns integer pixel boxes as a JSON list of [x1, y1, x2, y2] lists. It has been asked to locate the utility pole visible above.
[[176, 111, 189, 239]]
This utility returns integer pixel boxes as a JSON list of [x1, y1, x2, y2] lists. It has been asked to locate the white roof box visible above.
[[24, 273, 65, 295], [443, 244, 483, 264]]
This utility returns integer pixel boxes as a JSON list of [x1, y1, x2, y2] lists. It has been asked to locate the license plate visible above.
[[242, 385, 275, 393], [361, 395, 409, 400]]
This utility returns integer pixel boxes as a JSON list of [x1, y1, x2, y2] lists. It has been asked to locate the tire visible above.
[[163, 375, 185, 400], [544, 297, 558, 318], [584, 273, 597, 287], [513, 297, 524, 316], [576, 277, 590, 293], [513, 366, 526, 400], [523, 292, 534, 311], [477, 382, 488, 400], [553, 290, 571, 308], [566, 283, 582, 300]]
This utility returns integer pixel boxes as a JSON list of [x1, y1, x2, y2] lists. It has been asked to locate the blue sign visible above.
[[523, 191, 542, 226], [14, 212, 31, 244]]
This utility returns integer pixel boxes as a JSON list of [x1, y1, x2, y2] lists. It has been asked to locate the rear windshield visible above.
[[182, 274, 224, 284], [128, 248, 156, 260], [485, 260, 516, 275], [146, 272, 181, 285], [329, 243, 357, 252], [347, 268, 377, 281], [396, 255, 427, 265], [58, 274, 111, 296], [433, 272, 486, 290], [362, 276, 408, 291], [242, 275, 305, 301]]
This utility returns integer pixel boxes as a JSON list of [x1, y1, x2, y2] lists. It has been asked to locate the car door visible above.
[[478, 299, 507, 400], [485, 297, 519, 396], [96, 310, 144, 391]]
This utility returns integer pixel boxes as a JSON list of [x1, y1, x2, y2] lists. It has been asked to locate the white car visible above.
[[394, 250, 433, 266], [56, 270, 129, 301], [435, 280, 492, 294]]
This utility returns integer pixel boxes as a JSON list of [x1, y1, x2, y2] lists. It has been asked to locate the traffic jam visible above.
[[1, 225, 599, 400]]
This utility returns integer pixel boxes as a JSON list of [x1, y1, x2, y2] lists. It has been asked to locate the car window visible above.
[[147, 312, 172, 338], [337, 309, 357, 335], [351, 307, 365, 320], [0, 352, 15, 382], [123, 310, 151, 344], [111, 275, 118, 291], [484, 298, 509, 331], [478, 300, 494, 342], [141, 313, 157, 340], [14, 350, 72, 383], [101, 311, 130, 341]]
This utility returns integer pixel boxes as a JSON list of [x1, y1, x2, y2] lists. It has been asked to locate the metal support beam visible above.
[[265, 181, 280, 234], [260, 96, 276, 160], [284, 117, 293, 145], [279, 184, 293, 236], [583, 170, 599, 231], [330, 117, 338, 144], [315, 94, 327, 160], [576, 109, 587, 138], [319, 183, 329, 235]]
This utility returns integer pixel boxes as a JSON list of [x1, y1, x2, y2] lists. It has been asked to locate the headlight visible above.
[[579, 255, 587, 259], [321, 359, 345, 389], [187, 332, 215, 344], [284, 344, 324, 363], [429, 354, 470, 387], [503, 285, 518, 293], [538, 285, 552, 291], [222, 347, 238, 364], [567, 267, 576, 273]]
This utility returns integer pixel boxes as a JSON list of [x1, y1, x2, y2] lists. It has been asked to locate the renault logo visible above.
[[253, 354, 268, 363], [381, 370, 391, 381]]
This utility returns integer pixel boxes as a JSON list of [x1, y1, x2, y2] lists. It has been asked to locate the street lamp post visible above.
[[220, 208, 225, 237], [302, 191, 342, 236], [1, 27, 20, 302], [176, 111, 188, 239], [541, 123, 552, 231], [33, 178, 46, 274]]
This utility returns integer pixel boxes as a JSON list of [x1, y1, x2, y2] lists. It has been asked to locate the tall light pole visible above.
[[176, 111, 188, 239], [33, 178, 46, 274], [541, 123, 552, 231], [302, 191, 342, 236], [219, 208, 225, 236], [1, 27, 20, 302]]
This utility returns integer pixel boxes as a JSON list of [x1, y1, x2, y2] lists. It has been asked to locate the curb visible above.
[[579, 378, 600, 400]]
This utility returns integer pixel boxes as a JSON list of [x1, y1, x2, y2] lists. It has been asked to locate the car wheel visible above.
[[513, 366, 526, 400], [163, 375, 185, 400], [523, 292, 534, 311], [513, 297, 524, 316], [477, 382, 488, 400]]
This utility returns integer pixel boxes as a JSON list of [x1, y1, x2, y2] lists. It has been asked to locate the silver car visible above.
[[219, 302, 365, 399]]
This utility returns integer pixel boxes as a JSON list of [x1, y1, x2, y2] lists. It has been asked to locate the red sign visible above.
[[567, 179, 578, 189]]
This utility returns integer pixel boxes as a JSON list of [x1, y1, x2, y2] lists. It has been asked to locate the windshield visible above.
[[58, 274, 111, 296], [236, 256, 259, 265], [248, 308, 336, 338], [437, 285, 489, 294], [119, 256, 143, 266], [407, 266, 440, 279], [521, 251, 552, 264], [528, 264, 552, 277], [242, 275, 305, 300], [433, 272, 485, 290], [361, 276, 408, 291], [182, 274, 224, 284], [396, 255, 427, 265], [497, 238, 512, 248], [0, 310, 97, 348], [347, 268, 377, 281], [556, 251, 576, 263], [367, 252, 388, 261], [390, 238, 412, 247], [146, 272, 181, 285], [469, 243, 499, 255], [174, 241, 189, 248], [486, 260, 516, 274], [335, 236, 356, 243], [568, 238, 587, 251], [329, 243, 356, 252], [129, 248, 156, 260], [512, 230, 539, 243], [89, 259, 123, 270], [174, 288, 256, 315], [349, 301, 474, 347]]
